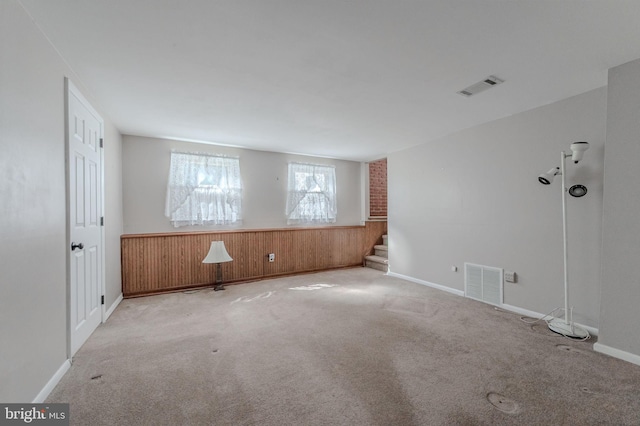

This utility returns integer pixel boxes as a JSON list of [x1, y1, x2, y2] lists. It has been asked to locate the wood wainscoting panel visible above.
[[262, 229, 297, 276], [121, 222, 387, 297]]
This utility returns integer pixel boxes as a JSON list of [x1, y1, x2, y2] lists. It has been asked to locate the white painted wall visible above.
[[597, 59, 640, 360], [0, 0, 123, 402], [122, 135, 362, 233], [104, 123, 124, 308], [388, 88, 606, 328]]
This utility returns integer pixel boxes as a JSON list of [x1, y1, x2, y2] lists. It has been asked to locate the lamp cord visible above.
[[494, 306, 591, 341]]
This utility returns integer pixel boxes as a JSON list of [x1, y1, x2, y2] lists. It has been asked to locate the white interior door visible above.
[[67, 80, 103, 356]]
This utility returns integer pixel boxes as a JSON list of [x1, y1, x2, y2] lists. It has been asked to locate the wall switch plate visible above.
[[504, 271, 517, 283], [268, 253, 275, 262]]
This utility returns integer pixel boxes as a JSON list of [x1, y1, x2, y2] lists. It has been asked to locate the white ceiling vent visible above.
[[457, 75, 504, 97]]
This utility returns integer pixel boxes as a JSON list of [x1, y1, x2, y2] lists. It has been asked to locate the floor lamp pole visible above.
[[547, 151, 588, 338], [561, 151, 570, 327]]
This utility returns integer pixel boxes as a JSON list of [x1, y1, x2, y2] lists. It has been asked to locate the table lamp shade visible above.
[[202, 241, 233, 264]]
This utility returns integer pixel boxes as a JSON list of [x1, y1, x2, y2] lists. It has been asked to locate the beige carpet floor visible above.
[[47, 267, 640, 425]]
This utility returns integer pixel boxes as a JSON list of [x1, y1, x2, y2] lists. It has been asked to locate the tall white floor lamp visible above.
[[537, 141, 590, 339]]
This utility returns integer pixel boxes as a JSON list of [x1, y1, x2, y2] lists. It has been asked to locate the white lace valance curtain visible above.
[[165, 152, 242, 227], [286, 163, 336, 224]]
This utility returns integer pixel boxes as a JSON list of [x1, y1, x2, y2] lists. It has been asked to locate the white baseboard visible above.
[[387, 271, 465, 297], [593, 342, 640, 366], [32, 359, 71, 403], [385, 271, 599, 337], [500, 303, 545, 320], [501, 303, 599, 337], [32, 295, 121, 403], [105, 293, 123, 321], [33, 294, 122, 403]]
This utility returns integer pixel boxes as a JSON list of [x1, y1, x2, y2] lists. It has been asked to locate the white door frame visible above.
[[65, 77, 106, 359]]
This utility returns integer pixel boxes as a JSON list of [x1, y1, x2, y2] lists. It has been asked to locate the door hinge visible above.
[[100, 216, 104, 226], [101, 295, 105, 305], [99, 138, 103, 148]]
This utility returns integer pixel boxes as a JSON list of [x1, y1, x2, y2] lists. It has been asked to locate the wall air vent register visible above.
[[464, 263, 503, 307]]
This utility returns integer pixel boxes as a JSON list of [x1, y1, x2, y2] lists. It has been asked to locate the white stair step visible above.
[[374, 245, 388, 258], [365, 255, 389, 271], [382, 235, 388, 246], [365, 255, 388, 266]]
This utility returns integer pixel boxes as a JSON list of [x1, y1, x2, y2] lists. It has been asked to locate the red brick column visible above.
[[369, 158, 387, 217]]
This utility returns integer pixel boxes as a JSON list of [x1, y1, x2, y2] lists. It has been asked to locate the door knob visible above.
[[71, 242, 84, 251]]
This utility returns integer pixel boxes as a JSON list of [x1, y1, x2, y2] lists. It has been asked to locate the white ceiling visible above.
[[19, 0, 640, 161]]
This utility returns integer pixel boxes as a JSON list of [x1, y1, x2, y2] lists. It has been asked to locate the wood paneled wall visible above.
[[121, 221, 387, 297]]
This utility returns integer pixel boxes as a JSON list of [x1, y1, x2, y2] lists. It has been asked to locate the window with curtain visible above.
[[286, 163, 336, 224], [165, 152, 242, 227]]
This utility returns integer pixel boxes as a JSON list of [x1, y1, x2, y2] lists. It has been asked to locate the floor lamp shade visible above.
[[202, 241, 233, 264], [202, 241, 233, 291]]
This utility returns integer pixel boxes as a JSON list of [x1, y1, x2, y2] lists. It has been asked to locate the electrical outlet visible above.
[[504, 271, 517, 283], [268, 253, 275, 262]]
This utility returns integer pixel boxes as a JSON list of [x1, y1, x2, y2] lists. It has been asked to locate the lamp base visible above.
[[213, 263, 225, 291], [547, 318, 589, 339]]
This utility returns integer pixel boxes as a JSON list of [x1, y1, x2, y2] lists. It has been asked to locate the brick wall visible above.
[[369, 158, 387, 217]]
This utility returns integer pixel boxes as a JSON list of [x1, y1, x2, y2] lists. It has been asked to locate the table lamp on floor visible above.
[[202, 241, 233, 291]]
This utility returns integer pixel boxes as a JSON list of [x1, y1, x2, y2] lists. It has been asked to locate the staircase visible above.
[[365, 235, 388, 272]]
